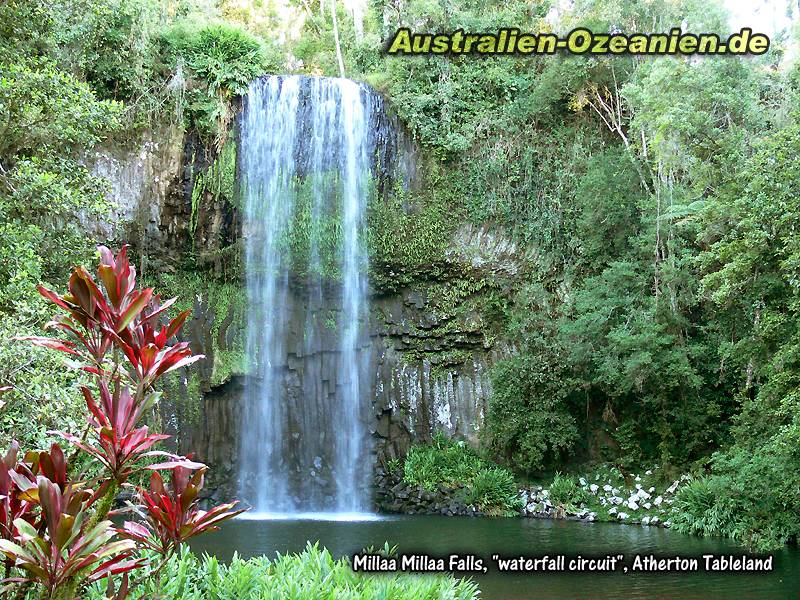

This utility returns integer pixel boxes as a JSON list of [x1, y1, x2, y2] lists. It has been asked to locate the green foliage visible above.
[[672, 417, 800, 551], [292, 0, 383, 78], [403, 433, 484, 491], [488, 353, 579, 474], [0, 0, 55, 57], [86, 544, 480, 599], [367, 185, 450, 292], [573, 146, 641, 272], [463, 468, 519, 514], [161, 20, 273, 138], [0, 60, 121, 158], [0, 33, 122, 456], [671, 476, 737, 539], [663, 113, 800, 550], [403, 433, 519, 514], [547, 472, 590, 508], [0, 60, 118, 289], [0, 309, 87, 452], [78, 0, 164, 102]]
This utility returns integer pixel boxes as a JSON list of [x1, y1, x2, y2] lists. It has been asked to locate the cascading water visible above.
[[238, 75, 383, 516]]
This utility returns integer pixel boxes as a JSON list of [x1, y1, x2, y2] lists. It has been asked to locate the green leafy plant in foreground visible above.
[[85, 543, 480, 600]]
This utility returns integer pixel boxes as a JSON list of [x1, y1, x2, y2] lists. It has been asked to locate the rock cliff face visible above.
[[86, 123, 240, 277], [170, 278, 509, 502], [88, 94, 522, 503], [84, 125, 183, 250]]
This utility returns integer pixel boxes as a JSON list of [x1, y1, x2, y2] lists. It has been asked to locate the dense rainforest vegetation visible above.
[[2, 2, 800, 589]]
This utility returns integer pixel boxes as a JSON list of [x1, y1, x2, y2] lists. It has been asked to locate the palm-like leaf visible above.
[[0, 442, 37, 543]]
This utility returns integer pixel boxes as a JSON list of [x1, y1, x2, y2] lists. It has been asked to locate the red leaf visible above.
[[145, 459, 207, 471], [165, 309, 191, 339], [98, 264, 120, 308], [37, 285, 74, 312], [116, 289, 154, 333], [142, 297, 177, 323], [15, 336, 79, 356]]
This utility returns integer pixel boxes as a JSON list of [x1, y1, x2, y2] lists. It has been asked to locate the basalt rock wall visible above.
[[174, 276, 509, 502]]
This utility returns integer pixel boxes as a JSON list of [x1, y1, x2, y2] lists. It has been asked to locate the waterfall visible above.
[[238, 75, 381, 516]]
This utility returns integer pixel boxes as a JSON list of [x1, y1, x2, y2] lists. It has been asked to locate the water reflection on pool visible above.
[[189, 515, 800, 599]]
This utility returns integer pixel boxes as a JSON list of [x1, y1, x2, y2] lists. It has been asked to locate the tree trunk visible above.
[[331, 0, 346, 78]]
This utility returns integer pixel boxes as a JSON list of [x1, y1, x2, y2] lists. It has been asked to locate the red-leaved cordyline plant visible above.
[[21, 246, 204, 495], [121, 463, 245, 557], [1, 245, 246, 599], [51, 381, 170, 491], [2, 443, 74, 545], [0, 444, 37, 554], [20, 245, 202, 390], [20, 444, 70, 496], [0, 441, 139, 600], [0, 477, 141, 599]]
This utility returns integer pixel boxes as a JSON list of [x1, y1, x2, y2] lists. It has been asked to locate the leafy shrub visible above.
[[672, 423, 800, 551], [671, 475, 738, 539], [79, 0, 163, 103], [403, 433, 485, 491], [85, 543, 480, 600], [0, 60, 119, 303], [0, 60, 121, 158], [464, 468, 520, 515], [547, 472, 590, 509], [403, 433, 519, 514], [160, 21, 274, 138], [488, 353, 579, 474]]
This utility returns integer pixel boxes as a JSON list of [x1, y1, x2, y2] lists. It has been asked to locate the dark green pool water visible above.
[[189, 515, 800, 599]]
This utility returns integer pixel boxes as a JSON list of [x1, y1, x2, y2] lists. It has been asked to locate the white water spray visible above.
[[238, 75, 375, 515]]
